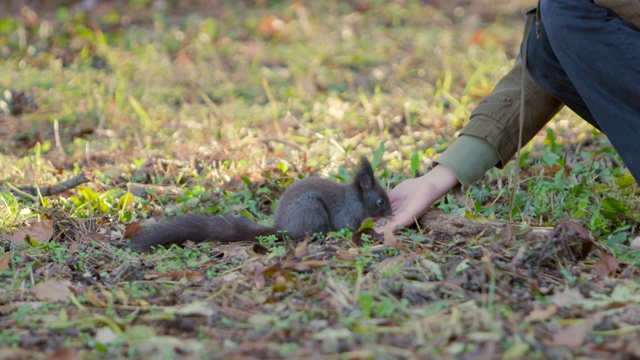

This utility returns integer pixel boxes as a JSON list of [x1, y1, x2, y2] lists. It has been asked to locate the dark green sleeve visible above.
[[434, 135, 500, 188]]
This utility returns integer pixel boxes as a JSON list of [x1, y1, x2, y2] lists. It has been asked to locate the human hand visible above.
[[385, 164, 459, 229]]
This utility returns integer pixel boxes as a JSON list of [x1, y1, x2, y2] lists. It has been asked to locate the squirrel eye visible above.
[[376, 197, 385, 206]]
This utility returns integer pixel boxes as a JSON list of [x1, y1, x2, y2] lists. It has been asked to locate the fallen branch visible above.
[[418, 209, 552, 243], [1, 172, 90, 199]]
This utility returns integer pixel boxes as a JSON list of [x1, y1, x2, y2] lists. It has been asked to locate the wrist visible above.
[[416, 164, 459, 203]]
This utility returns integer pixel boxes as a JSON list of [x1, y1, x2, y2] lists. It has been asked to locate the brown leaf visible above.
[[273, 273, 289, 293], [262, 262, 283, 278], [216, 244, 252, 261], [527, 220, 599, 270], [550, 287, 583, 307], [501, 223, 515, 245], [47, 347, 78, 360], [294, 233, 311, 258], [34, 263, 72, 278], [0, 348, 40, 360], [335, 250, 358, 261], [383, 226, 407, 252], [548, 323, 591, 347], [480, 247, 492, 262], [175, 50, 192, 66], [0, 219, 54, 245], [529, 163, 572, 178], [593, 252, 623, 277], [562, 220, 609, 254], [254, 265, 266, 290], [31, 279, 72, 302], [145, 270, 205, 282], [85, 287, 108, 308], [555, 220, 595, 259], [0, 253, 9, 271], [84, 231, 109, 243], [620, 266, 640, 278], [171, 270, 205, 282], [524, 304, 557, 323], [253, 243, 269, 254], [478, 246, 495, 277], [70, 127, 95, 140], [257, 15, 287, 36], [285, 260, 330, 272]]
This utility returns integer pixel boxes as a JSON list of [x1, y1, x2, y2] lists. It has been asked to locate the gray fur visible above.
[[129, 158, 391, 251]]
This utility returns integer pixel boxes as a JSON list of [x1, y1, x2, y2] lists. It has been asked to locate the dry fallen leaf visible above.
[[175, 49, 192, 66], [480, 247, 492, 262], [285, 260, 330, 272], [0, 253, 9, 271], [216, 244, 252, 261], [524, 304, 558, 323], [335, 250, 358, 261], [47, 347, 78, 360], [383, 226, 407, 252], [145, 270, 205, 282], [84, 231, 110, 243], [1, 348, 40, 360], [550, 287, 584, 307], [254, 264, 266, 290], [31, 279, 72, 302], [257, 15, 287, 36], [273, 273, 289, 293], [501, 223, 515, 245], [593, 252, 623, 277], [85, 287, 108, 308], [548, 322, 591, 347], [294, 233, 311, 258], [0, 219, 54, 245], [529, 163, 573, 179]]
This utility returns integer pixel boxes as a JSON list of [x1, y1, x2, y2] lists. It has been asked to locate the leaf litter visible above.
[[6, 207, 636, 358], [0, 0, 638, 359]]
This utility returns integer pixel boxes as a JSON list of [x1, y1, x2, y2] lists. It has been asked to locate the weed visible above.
[[0, 1, 637, 358]]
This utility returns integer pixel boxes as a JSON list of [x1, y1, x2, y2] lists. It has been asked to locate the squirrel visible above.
[[128, 158, 391, 251]]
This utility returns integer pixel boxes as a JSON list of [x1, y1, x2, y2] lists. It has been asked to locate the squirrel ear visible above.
[[355, 157, 374, 190]]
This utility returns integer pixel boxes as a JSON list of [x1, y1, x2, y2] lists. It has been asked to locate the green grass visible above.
[[0, 0, 639, 358]]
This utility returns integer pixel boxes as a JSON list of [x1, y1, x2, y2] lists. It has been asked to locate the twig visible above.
[[261, 137, 308, 154], [1, 172, 90, 198], [4, 183, 37, 201], [592, 325, 640, 336]]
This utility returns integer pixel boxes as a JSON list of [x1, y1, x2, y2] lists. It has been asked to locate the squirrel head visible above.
[[353, 157, 392, 218]]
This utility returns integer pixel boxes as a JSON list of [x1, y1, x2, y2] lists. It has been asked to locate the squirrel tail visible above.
[[128, 214, 279, 251]]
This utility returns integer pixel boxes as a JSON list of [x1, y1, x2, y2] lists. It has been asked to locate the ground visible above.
[[0, 0, 639, 359]]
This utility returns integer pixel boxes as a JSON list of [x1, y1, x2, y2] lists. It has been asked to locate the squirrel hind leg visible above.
[[274, 197, 332, 240]]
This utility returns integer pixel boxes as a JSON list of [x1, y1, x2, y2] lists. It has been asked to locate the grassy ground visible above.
[[1, 0, 639, 359]]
